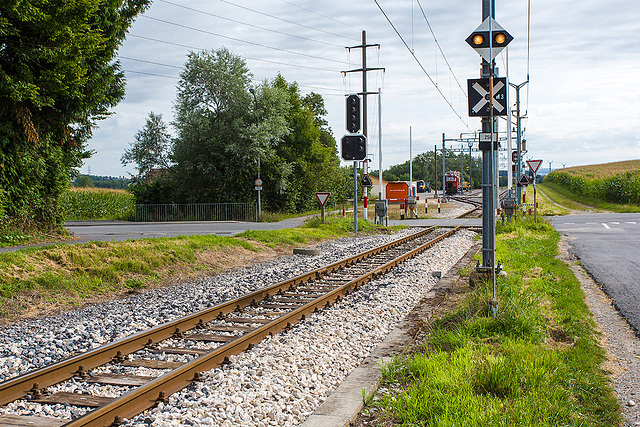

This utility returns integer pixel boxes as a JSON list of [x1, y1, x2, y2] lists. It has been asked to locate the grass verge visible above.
[[0, 215, 402, 321], [539, 182, 640, 213], [370, 217, 620, 426]]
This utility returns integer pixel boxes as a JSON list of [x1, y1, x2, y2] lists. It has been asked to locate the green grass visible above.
[[539, 182, 640, 213], [373, 217, 620, 426], [0, 215, 403, 319]]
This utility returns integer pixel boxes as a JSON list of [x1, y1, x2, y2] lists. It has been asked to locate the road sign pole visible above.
[[533, 175, 537, 223]]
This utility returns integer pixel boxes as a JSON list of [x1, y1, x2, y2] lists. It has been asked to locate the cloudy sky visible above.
[[86, 0, 639, 177]]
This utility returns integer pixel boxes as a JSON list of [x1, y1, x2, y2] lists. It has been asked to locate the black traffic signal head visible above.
[[341, 135, 366, 161], [345, 94, 361, 133]]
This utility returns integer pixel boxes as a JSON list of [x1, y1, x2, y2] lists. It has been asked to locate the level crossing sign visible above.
[[526, 159, 543, 174], [467, 77, 507, 117], [360, 174, 373, 188], [518, 174, 530, 187]]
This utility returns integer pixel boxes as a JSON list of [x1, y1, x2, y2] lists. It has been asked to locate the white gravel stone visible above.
[[0, 228, 475, 426]]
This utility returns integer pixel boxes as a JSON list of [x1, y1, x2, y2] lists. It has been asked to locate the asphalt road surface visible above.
[[550, 213, 640, 334]]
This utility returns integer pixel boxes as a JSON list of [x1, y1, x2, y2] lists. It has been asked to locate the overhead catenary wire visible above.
[[119, 43, 338, 74], [372, 0, 472, 131], [141, 15, 347, 65], [156, 0, 345, 48], [415, 0, 467, 100], [278, 0, 354, 30], [216, 0, 360, 42], [122, 67, 344, 94]]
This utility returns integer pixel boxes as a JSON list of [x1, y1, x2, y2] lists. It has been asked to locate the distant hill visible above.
[[74, 175, 130, 189], [562, 159, 640, 180]]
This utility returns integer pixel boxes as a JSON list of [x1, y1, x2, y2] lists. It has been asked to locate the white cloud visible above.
[[85, 0, 640, 177]]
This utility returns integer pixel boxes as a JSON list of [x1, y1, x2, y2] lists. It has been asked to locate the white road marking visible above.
[[602, 223, 610, 229], [625, 222, 637, 224], [611, 222, 620, 225]]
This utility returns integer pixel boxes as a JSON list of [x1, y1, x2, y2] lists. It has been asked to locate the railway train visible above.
[[416, 180, 431, 193], [444, 170, 461, 195]]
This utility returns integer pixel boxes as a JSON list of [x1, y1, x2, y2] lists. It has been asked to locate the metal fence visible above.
[[134, 203, 257, 222]]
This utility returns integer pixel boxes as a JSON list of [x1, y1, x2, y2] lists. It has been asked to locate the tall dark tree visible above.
[[0, 0, 151, 225]]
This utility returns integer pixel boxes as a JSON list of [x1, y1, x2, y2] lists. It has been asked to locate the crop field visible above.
[[560, 159, 640, 180], [61, 187, 135, 221]]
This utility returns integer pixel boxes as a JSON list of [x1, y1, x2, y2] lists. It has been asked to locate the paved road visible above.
[[550, 213, 640, 333]]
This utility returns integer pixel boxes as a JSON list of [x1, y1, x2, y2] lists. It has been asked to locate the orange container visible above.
[[386, 181, 410, 201]]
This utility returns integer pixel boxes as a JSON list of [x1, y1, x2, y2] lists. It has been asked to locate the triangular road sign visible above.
[[315, 192, 331, 207], [526, 159, 543, 174], [361, 174, 373, 187], [518, 174, 530, 186]]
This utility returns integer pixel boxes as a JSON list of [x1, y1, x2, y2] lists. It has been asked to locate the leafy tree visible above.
[[171, 48, 291, 204], [265, 75, 343, 212], [0, 0, 151, 226], [131, 49, 351, 213], [121, 112, 173, 181], [77, 175, 94, 188]]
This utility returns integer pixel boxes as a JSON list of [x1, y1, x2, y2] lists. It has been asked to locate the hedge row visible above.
[[545, 170, 640, 205]]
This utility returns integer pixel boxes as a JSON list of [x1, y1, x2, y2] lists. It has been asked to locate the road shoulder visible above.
[[558, 236, 640, 426]]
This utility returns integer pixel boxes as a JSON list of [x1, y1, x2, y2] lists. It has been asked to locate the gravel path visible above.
[[558, 237, 640, 426], [0, 228, 477, 425]]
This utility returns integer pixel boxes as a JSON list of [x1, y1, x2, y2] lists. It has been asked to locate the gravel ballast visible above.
[[0, 228, 477, 425]]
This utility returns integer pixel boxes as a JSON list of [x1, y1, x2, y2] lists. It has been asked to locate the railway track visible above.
[[451, 189, 509, 219], [0, 226, 462, 427]]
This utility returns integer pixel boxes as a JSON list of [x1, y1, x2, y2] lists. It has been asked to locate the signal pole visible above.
[[510, 80, 528, 203], [342, 31, 384, 224], [465, 0, 513, 315]]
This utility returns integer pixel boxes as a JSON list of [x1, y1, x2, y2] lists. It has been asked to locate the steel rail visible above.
[[63, 226, 460, 427], [0, 227, 438, 407]]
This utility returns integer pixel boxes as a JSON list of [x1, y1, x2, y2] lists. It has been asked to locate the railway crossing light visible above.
[[345, 94, 361, 133], [341, 135, 367, 161], [466, 17, 513, 63]]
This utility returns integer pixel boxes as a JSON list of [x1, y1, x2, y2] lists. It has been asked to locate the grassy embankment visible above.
[[367, 217, 620, 426], [0, 215, 399, 321], [539, 159, 640, 213]]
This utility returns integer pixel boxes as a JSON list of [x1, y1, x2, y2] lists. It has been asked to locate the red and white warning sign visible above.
[[315, 192, 331, 207], [526, 159, 543, 174]]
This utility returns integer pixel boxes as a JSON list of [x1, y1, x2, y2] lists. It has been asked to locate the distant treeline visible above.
[[75, 175, 130, 190]]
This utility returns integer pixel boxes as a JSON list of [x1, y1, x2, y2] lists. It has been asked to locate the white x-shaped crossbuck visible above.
[[471, 80, 505, 114]]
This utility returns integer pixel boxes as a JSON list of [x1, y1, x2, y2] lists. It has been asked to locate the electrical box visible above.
[[375, 199, 388, 218], [502, 197, 516, 217]]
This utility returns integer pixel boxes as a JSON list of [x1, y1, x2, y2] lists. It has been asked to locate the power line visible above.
[[372, 0, 471, 131], [123, 66, 343, 95], [157, 0, 344, 48], [142, 15, 347, 65], [124, 69, 178, 79], [278, 0, 354, 30], [216, 0, 360, 42], [119, 56, 182, 69], [415, 0, 467, 100], [126, 34, 339, 73]]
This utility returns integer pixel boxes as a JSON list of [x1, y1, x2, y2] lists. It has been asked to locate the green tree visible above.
[[121, 112, 173, 181], [76, 175, 94, 188], [171, 48, 291, 204], [0, 0, 150, 226]]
